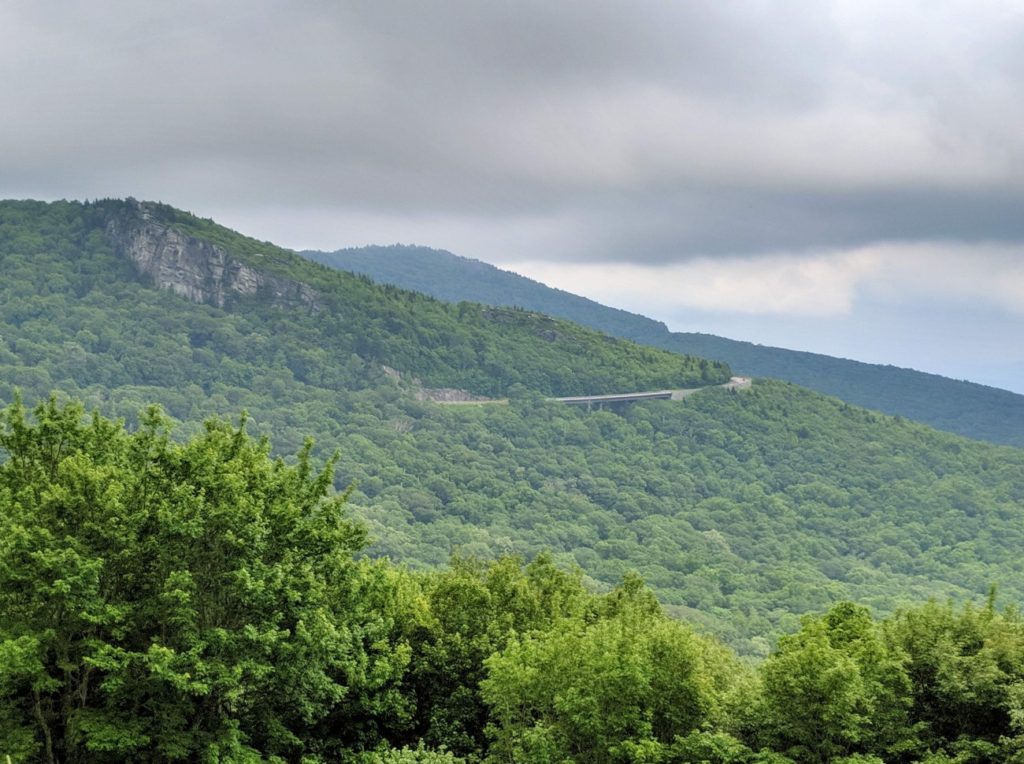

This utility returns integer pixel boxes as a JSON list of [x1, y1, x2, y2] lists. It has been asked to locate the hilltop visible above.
[[307, 244, 1024, 448], [0, 199, 727, 406]]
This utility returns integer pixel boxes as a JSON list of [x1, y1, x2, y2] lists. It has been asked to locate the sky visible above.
[[3, 1, 1024, 392]]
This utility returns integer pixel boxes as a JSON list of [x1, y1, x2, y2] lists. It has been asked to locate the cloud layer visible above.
[[504, 244, 1024, 318], [4, 1, 1024, 262]]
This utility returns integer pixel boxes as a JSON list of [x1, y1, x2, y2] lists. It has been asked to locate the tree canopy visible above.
[[5, 400, 1024, 762], [0, 397, 404, 761]]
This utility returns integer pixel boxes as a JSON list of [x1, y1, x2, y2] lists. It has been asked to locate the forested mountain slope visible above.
[[0, 199, 726, 406], [345, 380, 1024, 652], [307, 244, 1024, 448], [3, 199, 1024, 655]]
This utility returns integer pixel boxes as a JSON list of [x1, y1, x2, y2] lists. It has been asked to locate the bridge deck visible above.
[[555, 390, 676, 405], [431, 377, 751, 407], [552, 377, 751, 407]]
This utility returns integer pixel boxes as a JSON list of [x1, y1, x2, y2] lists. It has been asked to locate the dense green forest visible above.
[[4, 399, 1024, 763], [307, 245, 1024, 448], [343, 379, 1024, 650], [2, 199, 1024, 656]]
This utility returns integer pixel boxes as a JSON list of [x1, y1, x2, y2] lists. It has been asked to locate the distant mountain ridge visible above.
[[306, 244, 1024, 448]]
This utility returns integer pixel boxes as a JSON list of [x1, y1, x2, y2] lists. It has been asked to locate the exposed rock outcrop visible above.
[[414, 387, 493, 403], [105, 200, 321, 311], [380, 364, 492, 403]]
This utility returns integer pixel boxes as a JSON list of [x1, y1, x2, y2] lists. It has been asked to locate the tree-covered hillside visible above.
[[2, 199, 1024, 655], [6, 399, 1024, 763], [307, 244, 1024, 448], [0, 200, 727, 406], [339, 379, 1024, 652]]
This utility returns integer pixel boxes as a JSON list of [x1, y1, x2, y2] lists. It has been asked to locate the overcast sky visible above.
[[4, 1, 1024, 392]]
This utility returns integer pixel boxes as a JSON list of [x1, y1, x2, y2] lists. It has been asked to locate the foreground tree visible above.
[[0, 397, 410, 762], [888, 597, 1024, 762], [758, 602, 913, 763], [407, 553, 596, 757], [480, 577, 747, 763]]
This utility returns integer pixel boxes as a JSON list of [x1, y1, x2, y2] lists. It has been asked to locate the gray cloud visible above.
[[3, 0, 1024, 264], [567, 185, 1024, 263]]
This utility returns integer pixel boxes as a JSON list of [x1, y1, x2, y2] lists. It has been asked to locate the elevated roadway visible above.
[[553, 377, 751, 408]]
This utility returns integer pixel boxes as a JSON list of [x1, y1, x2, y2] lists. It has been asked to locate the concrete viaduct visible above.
[[552, 377, 751, 409]]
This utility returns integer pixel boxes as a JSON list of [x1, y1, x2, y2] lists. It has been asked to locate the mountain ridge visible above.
[[305, 243, 1024, 447]]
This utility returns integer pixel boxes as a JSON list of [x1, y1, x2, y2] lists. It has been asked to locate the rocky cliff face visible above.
[[105, 200, 320, 311]]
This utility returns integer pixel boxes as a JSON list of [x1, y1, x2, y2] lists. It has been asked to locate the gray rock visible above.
[[106, 200, 321, 312]]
